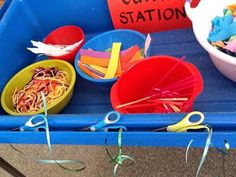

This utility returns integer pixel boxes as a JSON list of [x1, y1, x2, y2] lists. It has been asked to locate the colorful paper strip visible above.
[[104, 43, 121, 79]]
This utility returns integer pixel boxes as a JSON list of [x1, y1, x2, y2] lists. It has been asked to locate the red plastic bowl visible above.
[[44, 25, 85, 63], [110, 56, 203, 114]]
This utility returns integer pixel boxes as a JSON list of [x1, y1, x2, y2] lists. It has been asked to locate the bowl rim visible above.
[[193, 26, 236, 66], [1, 59, 76, 115], [74, 29, 147, 84], [111, 55, 202, 113], [44, 25, 85, 60]]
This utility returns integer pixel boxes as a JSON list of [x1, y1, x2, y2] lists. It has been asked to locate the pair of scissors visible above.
[[13, 92, 48, 132], [13, 114, 46, 132], [83, 111, 127, 132], [153, 111, 206, 132]]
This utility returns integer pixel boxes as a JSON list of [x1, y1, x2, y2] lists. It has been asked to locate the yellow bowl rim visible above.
[[1, 59, 76, 116]]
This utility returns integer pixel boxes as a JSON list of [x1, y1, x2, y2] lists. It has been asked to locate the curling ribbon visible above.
[[41, 92, 51, 152], [185, 126, 230, 177], [105, 129, 135, 177], [10, 144, 86, 172], [10, 92, 86, 172], [113, 129, 135, 177], [196, 125, 212, 177], [185, 139, 194, 164], [211, 140, 230, 155], [184, 126, 212, 177]]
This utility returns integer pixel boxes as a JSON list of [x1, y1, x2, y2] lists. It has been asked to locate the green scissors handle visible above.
[[167, 111, 205, 132]]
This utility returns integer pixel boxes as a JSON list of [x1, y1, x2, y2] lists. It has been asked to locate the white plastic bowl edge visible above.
[[185, 0, 236, 82]]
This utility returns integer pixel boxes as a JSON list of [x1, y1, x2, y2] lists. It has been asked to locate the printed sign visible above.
[[107, 0, 200, 33]]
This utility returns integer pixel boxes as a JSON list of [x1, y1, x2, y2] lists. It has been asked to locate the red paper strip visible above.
[[121, 45, 140, 69]]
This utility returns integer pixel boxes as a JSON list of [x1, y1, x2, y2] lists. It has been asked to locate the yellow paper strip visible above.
[[117, 57, 122, 75], [169, 104, 181, 113], [89, 64, 107, 74], [105, 43, 121, 79]]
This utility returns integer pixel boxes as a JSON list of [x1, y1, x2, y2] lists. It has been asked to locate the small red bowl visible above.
[[44, 25, 85, 63]]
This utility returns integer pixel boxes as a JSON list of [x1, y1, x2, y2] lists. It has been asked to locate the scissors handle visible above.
[[167, 111, 204, 132], [20, 115, 45, 131], [90, 111, 120, 132]]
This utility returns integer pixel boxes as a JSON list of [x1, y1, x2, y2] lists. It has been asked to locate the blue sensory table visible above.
[[1, 0, 236, 148]]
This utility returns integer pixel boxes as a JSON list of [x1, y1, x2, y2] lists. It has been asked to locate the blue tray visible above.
[[1, 0, 236, 148]]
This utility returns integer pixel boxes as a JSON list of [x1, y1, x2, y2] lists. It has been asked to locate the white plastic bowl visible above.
[[185, 0, 236, 82]]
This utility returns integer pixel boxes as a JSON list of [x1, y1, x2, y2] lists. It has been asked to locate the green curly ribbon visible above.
[[113, 129, 135, 177], [41, 92, 51, 152], [105, 129, 135, 177], [9, 144, 86, 172], [10, 92, 86, 172]]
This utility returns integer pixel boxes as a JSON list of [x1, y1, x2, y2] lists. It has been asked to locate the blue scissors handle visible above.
[[20, 114, 46, 131], [90, 111, 121, 132]]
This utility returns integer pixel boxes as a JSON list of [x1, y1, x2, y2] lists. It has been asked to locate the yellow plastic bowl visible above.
[[1, 59, 76, 115]]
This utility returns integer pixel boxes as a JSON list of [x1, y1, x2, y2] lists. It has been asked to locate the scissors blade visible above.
[[12, 127, 21, 131], [12, 125, 36, 132], [77, 127, 91, 132], [152, 126, 167, 132]]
